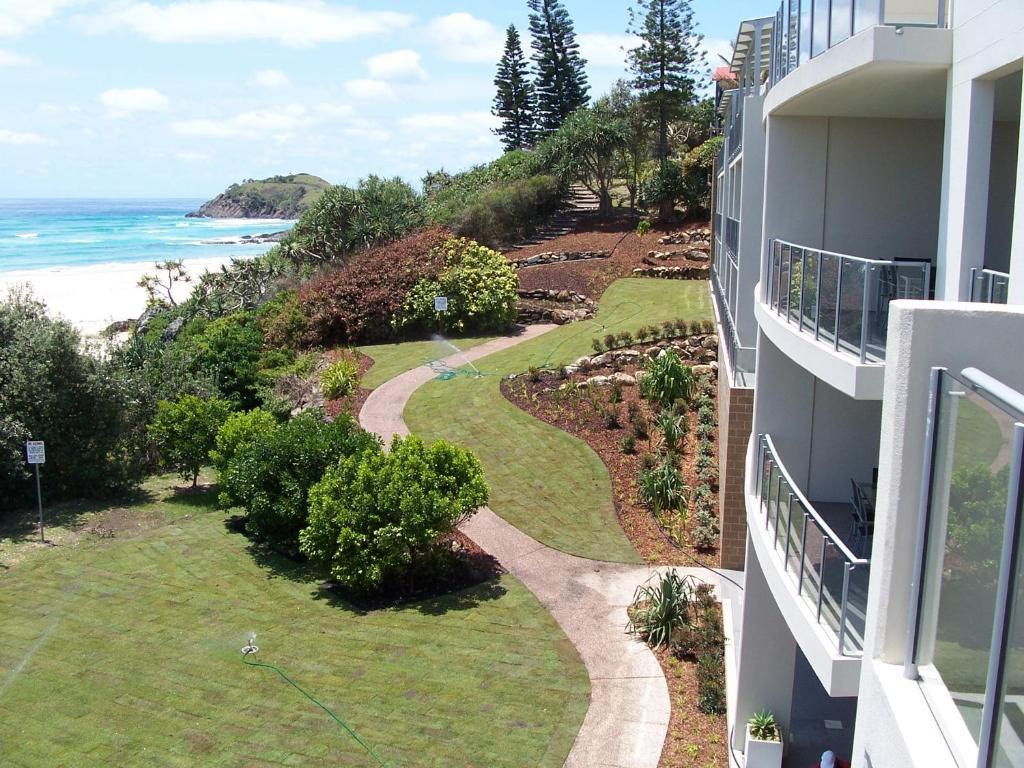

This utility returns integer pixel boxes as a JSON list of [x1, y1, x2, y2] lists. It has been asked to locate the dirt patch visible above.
[[508, 216, 711, 302], [500, 360, 720, 567], [78, 507, 165, 540]]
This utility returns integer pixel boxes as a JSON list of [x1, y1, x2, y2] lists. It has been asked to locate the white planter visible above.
[[744, 724, 784, 768]]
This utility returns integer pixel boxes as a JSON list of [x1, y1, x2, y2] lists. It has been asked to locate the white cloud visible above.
[[0, 129, 50, 145], [313, 102, 354, 120], [80, 1, 414, 48], [171, 104, 310, 140], [397, 111, 499, 147], [366, 49, 425, 82], [250, 68, 289, 88], [344, 78, 393, 100], [578, 33, 639, 69], [0, 0, 77, 38], [702, 37, 734, 69], [426, 13, 503, 64], [100, 87, 169, 117], [0, 49, 35, 66]]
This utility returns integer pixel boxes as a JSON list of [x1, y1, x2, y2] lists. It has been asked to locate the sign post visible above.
[[25, 441, 45, 542]]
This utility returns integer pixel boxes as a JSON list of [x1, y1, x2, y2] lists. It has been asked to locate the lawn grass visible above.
[[358, 336, 497, 390], [954, 397, 1005, 470], [405, 278, 713, 563], [0, 476, 589, 768]]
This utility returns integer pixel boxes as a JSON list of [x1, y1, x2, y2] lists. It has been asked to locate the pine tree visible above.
[[627, 0, 705, 162], [492, 25, 536, 152], [528, 0, 590, 136]]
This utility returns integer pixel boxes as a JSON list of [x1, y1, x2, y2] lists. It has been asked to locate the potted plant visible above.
[[745, 710, 783, 768]]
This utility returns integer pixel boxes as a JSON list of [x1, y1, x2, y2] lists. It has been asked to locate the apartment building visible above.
[[710, 2, 1024, 766]]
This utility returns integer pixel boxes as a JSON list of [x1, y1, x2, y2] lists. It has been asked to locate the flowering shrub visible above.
[[394, 237, 519, 335]]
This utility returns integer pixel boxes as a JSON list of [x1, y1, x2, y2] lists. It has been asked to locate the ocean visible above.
[[0, 199, 293, 273]]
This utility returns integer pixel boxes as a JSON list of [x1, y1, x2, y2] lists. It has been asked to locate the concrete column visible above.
[[735, 97, 767, 351], [733, 534, 798, 751], [937, 76, 995, 301], [1009, 79, 1024, 305]]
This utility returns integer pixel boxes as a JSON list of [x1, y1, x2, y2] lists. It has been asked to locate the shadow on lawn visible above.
[[0, 486, 156, 542], [225, 515, 508, 616]]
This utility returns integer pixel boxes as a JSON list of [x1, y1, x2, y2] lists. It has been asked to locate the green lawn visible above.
[[358, 336, 497, 390], [0, 476, 589, 768], [954, 398, 1006, 471], [405, 278, 713, 563]]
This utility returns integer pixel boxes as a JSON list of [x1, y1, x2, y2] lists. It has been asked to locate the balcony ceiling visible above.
[[772, 64, 948, 120]]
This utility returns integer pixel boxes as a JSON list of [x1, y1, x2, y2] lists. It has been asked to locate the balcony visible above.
[[969, 267, 1010, 304], [764, 238, 931, 364], [724, 217, 740, 257], [769, 0, 947, 88], [755, 434, 870, 658]]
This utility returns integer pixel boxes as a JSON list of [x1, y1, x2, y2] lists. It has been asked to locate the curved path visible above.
[[360, 326, 672, 768]]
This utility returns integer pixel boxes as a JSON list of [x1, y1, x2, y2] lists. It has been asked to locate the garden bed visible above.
[[323, 348, 374, 421], [500, 342, 721, 567]]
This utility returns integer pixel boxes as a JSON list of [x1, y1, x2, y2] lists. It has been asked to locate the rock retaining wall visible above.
[[632, 265, 710, 280], [511, 250, 611, 269]]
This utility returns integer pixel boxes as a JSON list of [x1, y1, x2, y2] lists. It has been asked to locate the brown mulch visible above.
[[657, 606, 729, 767], [324, 348, 375, 421], [500, 361, 721, 568], [508, 215, 711, 301]]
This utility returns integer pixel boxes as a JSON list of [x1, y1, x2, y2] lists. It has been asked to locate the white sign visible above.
[[26, 441, 45, 465], [434, 296, 449, 312]]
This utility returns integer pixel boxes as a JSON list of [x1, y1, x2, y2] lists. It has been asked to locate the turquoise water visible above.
[[0, 199, 293, 273]]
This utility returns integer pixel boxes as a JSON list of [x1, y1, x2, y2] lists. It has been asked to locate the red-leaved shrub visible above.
[[298, 227, 448, 346]]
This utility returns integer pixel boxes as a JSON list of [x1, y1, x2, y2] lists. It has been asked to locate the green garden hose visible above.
[[241, 652, 391, 767]]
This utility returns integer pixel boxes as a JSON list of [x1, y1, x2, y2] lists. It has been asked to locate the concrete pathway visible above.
[[359, 327, 738, 768]]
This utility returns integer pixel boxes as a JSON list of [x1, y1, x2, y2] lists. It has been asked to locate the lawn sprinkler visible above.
[[241, 632, 258, 656], [431, 332, 481, 379]]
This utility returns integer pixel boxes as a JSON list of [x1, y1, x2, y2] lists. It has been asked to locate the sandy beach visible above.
[[0, 255, 252, 337]]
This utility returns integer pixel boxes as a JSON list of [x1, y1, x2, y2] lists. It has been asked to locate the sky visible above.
[[0, 0, 770, 198]]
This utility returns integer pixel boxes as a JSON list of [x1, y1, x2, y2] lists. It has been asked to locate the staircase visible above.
[[509, 185, 602, 250]]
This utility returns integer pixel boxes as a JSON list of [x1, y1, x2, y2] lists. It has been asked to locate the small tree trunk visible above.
[[599, 189, 613, 218], [658, 198, 675, 222]]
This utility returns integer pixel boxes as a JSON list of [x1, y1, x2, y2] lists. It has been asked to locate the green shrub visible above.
[[300, 435, 488, 594], [697, 404, 716, 425], [748, 711, 781, 741], [620, 434, 637, 455], [453, 174, 562, 247], [184, 311, 265, 410], [697, 652, 726, 715], [609, 382, 623, 404], [1, 290, 146, 508], [640, 350, 696, 408], [688, 319, 703, 335], [591, 337, 604, 353], [640, 453, 658, 470], [696, 421, 715, 439], [639, 459, 688, 513], [626, 569, 695, 648], [394, 237, 518, 335], [662, 320, 676, 339], [632, 414, 650, 440], [617, 330, 634, 347], [604, 333, 618, 350], [649, 324, 662, 341], [697, 463, 719, 486], [219, 411, 379, 548], [654, 409, 687, 453], [604, 406, 622, 430], [643, 161, 687, 217], [149, 395, 233, 487], [320, 355, 360, 399], [210, 408, 277, 474]]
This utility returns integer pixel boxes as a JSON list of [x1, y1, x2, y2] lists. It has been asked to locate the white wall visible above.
[[853, 300, 1024, 768], [822, 118, 945, 262], [807, 382, 882, 502]]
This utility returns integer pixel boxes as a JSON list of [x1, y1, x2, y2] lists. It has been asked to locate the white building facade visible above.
[[710, 2, 1024, 766]]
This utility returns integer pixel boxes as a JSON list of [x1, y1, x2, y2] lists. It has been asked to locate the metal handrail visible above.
[[757, 433, 870, 655], [764, 237, 932, 364], [759, 434, 868, 565], [711, 266, 757, 381], [969, 267, 1010, 304]]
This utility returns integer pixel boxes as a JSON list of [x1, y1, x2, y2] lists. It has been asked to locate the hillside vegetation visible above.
[[188, 173, 331, 219]]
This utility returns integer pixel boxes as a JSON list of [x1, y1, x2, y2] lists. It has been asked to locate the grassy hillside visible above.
[[191, 173, 330, 219]]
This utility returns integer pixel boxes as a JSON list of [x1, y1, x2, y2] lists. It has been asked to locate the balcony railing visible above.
[[969, 267, 1010, 304], [724, 217, 740, 257], [770, 0, 948, 88], [765, 238, 932, 363], [756, 434, 870, 656], [712, 254, 756, 384], [727, 94, 744, 159]]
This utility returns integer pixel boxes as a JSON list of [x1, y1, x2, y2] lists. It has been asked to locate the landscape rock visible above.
[[693, 364, 716, 377], [512, 250, 611, 269], [632, 265, 710, 280], [609, 372, 637, 386], [585, 375, 612, 387], [135, 305, 161, 336], [161, 316, 185, 342]]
